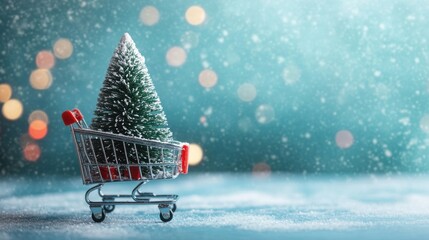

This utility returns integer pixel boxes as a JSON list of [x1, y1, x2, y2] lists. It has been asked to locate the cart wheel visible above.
[[171, 204, 177, 212], [160, 210, 173, 222], [91, 210, 106, 223], [103, 205, 115, 213]]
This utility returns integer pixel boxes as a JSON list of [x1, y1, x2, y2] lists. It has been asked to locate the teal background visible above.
[[1, 0, 429, 175]]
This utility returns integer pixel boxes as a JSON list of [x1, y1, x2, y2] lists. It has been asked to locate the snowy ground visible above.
[[1, 173, 429, 239]]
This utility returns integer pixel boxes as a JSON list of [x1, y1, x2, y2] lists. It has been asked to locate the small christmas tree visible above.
[[91, 33, 173, 179]]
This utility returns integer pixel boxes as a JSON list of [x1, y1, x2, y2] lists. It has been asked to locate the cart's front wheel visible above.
[[103, 205, 115, 213], [160, 210, 173, 222], [171, 204, 177, 212], [92, 210, 106, 223]]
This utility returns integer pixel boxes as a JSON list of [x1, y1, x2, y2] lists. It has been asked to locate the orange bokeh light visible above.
[[29, 120, 48, 140], [23, 143, 41, 162], [36, 50, 55, 69], [0, 83, 12, 103]]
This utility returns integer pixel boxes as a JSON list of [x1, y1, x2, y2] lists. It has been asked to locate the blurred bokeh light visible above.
[[282, 65, 301, 85], [188, 143, 203, 166], [0, 84, 12, 103], [28, 110, 49, 125], [23, 143, 41, 162], [185, 6, 206, 26], [166, 46, 187, 67], [139, 6, 160, 26], [255, 104, 275, 124], [29, 69, 53, 90], [53, 38, 73, 59], [2, 99, 23, 121], [335, 130, 354, 149], [237, 83, 257, 102], [198, 69, 218, 89], [35, 51, 55, 69], [29, 120, 48, 140]]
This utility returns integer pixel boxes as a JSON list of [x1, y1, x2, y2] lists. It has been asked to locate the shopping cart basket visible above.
[[62, 108, 189, 223]]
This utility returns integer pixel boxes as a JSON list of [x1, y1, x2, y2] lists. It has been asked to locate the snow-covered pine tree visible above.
[[91, 33, 173, 179]]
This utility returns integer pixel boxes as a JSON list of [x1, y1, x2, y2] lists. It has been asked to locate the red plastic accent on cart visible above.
[[123, 166, 141, 180], [62, 110, 77, 126], [72, 108, 83, 121], [62, 109, 84, 126], [180, 144, 189, 174], [99, 166, 119, 180]]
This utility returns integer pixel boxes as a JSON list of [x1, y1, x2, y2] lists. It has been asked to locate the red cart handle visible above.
[[180, 143, 189, 174], [62, 108, 83, 126]]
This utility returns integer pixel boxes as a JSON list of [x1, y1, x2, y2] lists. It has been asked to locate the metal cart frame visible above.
[[62, 108, 189, 222]]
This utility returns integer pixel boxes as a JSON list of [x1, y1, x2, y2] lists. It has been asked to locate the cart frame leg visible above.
[[85, 184, 104, 205]]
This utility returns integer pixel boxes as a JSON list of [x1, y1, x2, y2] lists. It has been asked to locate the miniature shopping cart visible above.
[[62, 108, 189, 223]]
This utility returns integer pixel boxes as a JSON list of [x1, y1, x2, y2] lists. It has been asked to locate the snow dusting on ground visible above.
[[1, 173, 429, 239]]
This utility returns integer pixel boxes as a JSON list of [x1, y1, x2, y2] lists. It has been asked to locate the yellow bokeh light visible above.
[[36, 50, 55, 69], [29, 69, 53, 90], [188, 143, 203, 166], [237, 83, 257, 102], [185, 6, 206, 26], [166, 46, 187, 67], [28, 110, 49, 125], [53, 38, 73, 59], [139, 6, 160, 26], [0, 83, 12, 103], [2, 99, 23, 120], [198, 69, 218, 89]]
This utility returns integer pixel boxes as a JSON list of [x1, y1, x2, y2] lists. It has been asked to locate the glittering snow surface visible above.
[[1, 173, 429, 239]]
